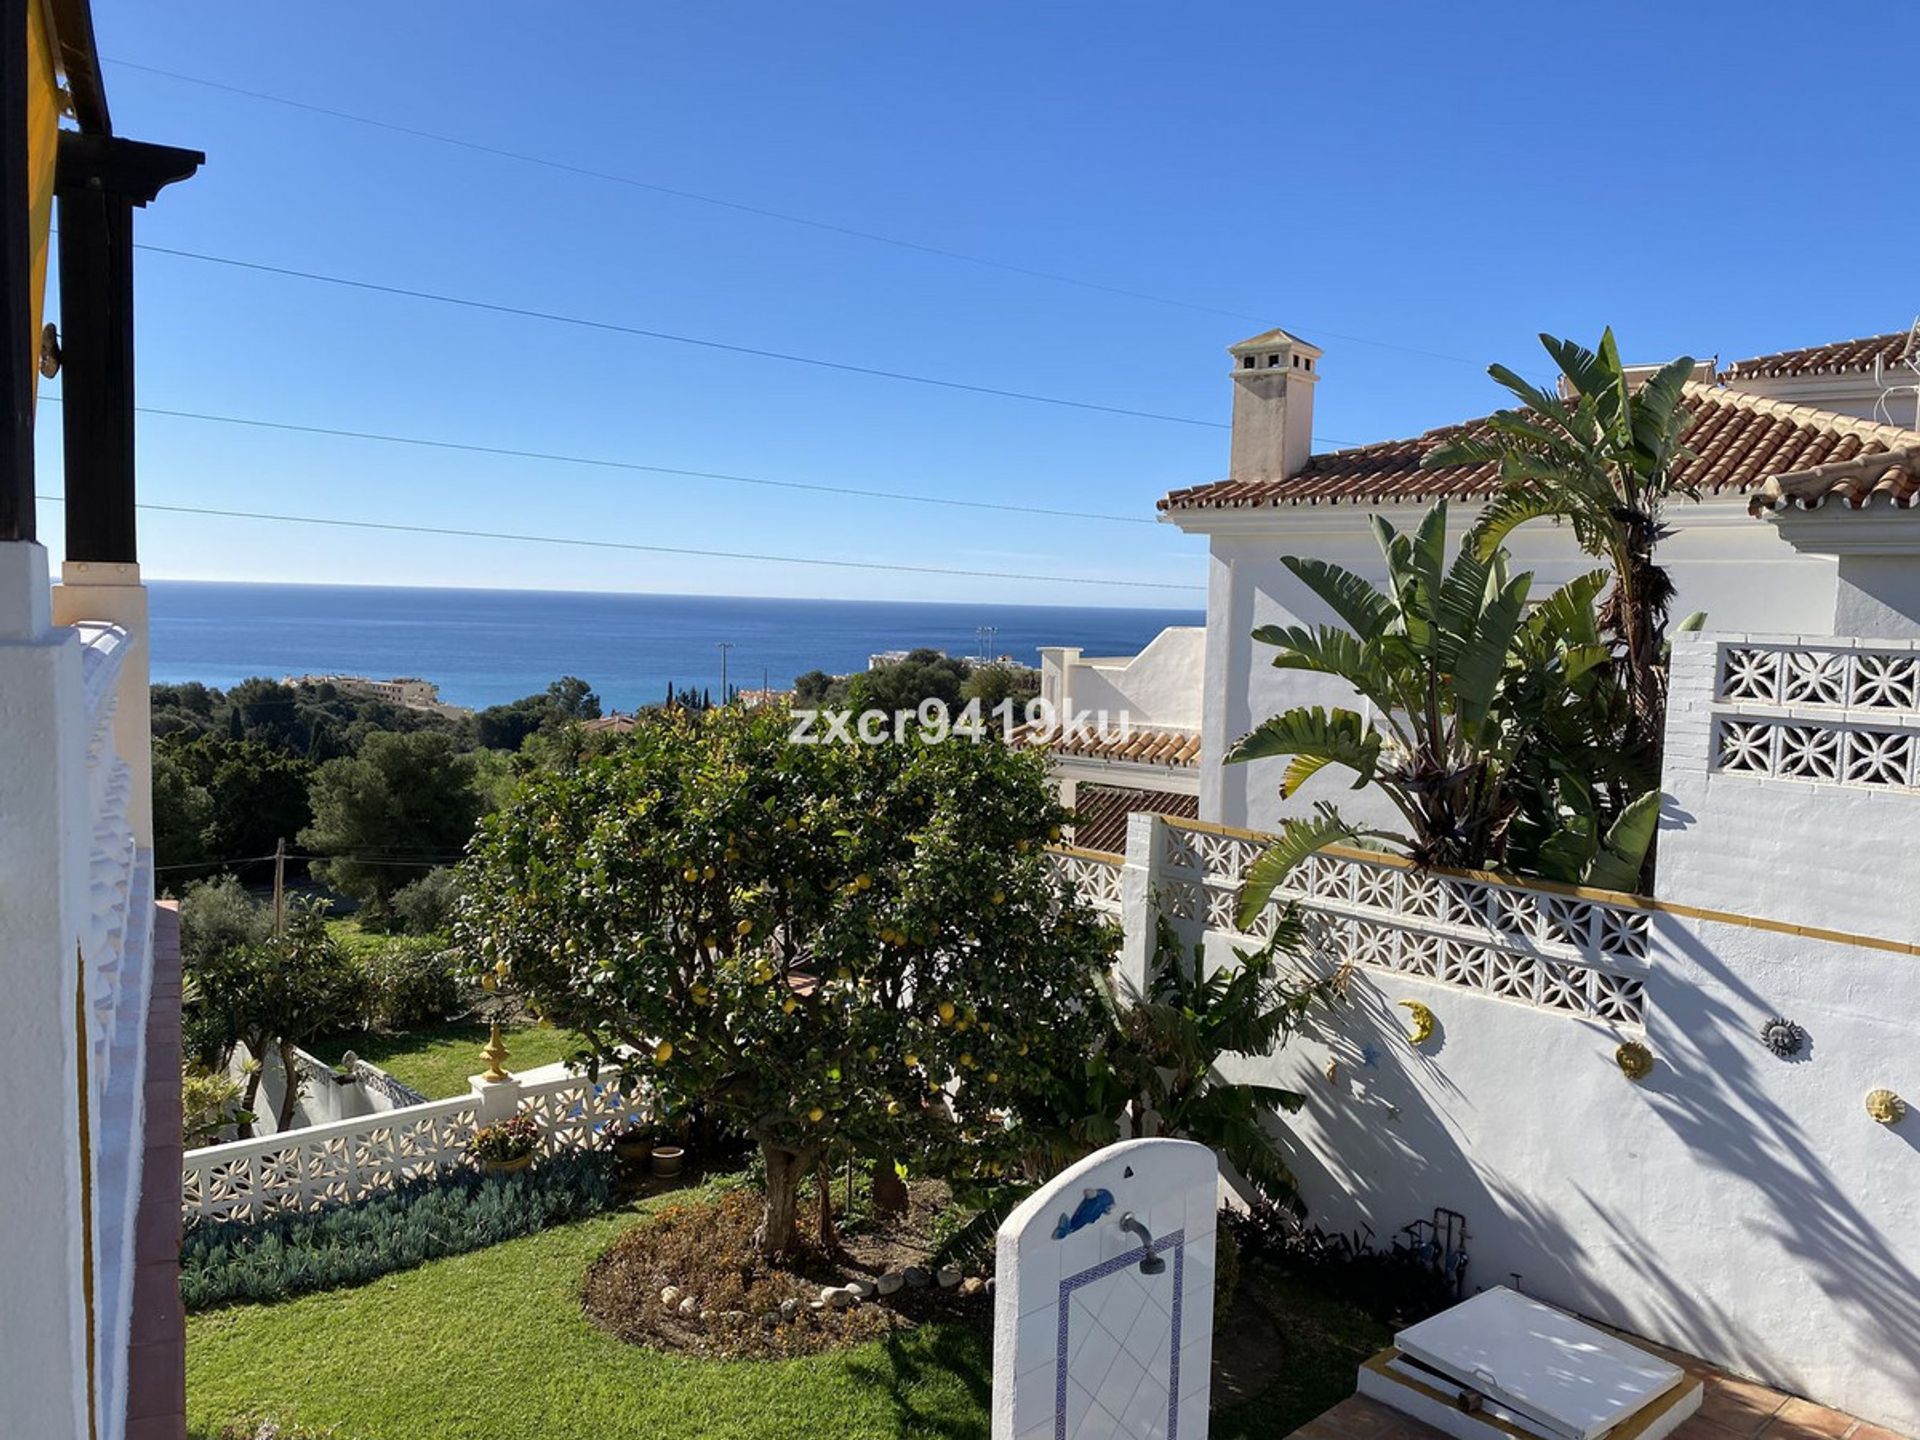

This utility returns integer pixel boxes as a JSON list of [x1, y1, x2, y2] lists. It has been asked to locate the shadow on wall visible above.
[[1253, 935, 1920, 1419]]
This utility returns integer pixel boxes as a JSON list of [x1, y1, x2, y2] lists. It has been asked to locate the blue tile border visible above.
[[1054, 1229, 1186, 1440]]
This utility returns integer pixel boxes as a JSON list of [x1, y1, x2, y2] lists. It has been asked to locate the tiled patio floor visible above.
[[1284, 1338, 1911, 1440]]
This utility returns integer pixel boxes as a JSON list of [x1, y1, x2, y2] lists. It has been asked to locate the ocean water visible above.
[[146, 582, 1204, 712]]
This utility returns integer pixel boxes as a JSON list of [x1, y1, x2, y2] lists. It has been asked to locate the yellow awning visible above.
[[26, 0, 60, 406]]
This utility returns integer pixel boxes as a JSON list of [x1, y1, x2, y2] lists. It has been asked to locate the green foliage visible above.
[[1229, 501, 1660, 915], [180, 875, 273, 970], [153, 743, 215, 872], [1426, 330, 1698, 754], [354, 936, 465, 1030], [388, 867, 459, 936], [475, 677, 603, 750], [845, 648, 971, 714], [182, 1064, 251, 1147], [959, 662, 1041, 708], [468, 1114, 540, 1164], [184, 898, 367, 1133], [179, 1153, 616, 1309], [455, 703, 1116, 1255], [302, 732, 485, 915], [154, 736, 315, 874]]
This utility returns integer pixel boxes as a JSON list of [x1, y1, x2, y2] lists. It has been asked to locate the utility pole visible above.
[[272, 837, 287, 935], [717, 641, 733, 703]]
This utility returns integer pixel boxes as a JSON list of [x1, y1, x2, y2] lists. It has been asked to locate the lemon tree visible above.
[[456, 703, 1115, 1256]]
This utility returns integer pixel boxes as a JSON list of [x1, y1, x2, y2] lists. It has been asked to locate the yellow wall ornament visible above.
[[1616, 1041, 1655, 1081], [1865, 1089, 1907, 1126], [1398, 1000, 1436, 1046]]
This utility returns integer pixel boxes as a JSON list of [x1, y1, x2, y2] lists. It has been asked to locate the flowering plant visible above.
[[468, 1113, 538, 1164]]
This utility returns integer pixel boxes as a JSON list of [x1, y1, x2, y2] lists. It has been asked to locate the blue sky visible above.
[[36, 1, 1917, 606]]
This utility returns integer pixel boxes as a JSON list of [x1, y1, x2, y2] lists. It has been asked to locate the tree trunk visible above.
[[815, 1158, 839, 1252], [871, 1158, 909, 1220], [237, 1059, 261, 1141], [754, 1139, 811, 1258], [275, 1041, 303, 1132]]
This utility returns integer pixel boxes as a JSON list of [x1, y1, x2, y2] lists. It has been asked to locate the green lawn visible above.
[[187, 1197, 995, 1440], [310, 1020, 586, 1099], [186, 1189, 1383, 1440]]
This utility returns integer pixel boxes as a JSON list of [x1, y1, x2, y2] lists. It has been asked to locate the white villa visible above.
[[1035, 323, 1920, 1433], [1042, 323, 1920, 840]]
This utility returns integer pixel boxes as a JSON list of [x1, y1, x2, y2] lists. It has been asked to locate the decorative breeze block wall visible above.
[[1712, 641, 1920, 790], [1157, 822, 1649, 1028]]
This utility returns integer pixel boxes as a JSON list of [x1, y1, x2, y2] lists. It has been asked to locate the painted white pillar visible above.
[[0, 541, 97, 1440], [1116, 811, 1166, 995], [52, 560, 151, 847]]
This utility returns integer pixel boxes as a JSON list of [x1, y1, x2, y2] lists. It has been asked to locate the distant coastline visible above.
[[146, 580, 1204, 712]]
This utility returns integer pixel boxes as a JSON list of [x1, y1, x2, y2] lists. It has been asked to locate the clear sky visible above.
[[35, 1, 1918, 606]]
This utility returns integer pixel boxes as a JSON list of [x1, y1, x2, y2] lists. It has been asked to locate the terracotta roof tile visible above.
[[1010, 722, 1201, 769], [1159, 384, 1920, 516], [1722, 331, 1914, 380]]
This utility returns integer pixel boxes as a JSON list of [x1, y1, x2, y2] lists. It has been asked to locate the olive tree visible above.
[[456, 704, 1115, 1257]]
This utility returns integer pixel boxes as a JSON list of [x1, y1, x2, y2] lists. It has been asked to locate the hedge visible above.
[[181, 1153, 616, 1309]]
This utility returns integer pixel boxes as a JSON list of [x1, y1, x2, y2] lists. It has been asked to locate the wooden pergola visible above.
[[3, 0, 201, 560]]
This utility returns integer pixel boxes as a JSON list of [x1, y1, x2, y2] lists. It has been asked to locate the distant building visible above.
[[290, 673, 455, 713], [580, 712, 636, 734]]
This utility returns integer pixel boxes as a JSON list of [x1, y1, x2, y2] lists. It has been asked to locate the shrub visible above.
[[390, 867, 459, 935], [179, 874, 270, 967], [356, 936, 464, 1030], [179, 1152, 615, 1309], [469, 1113, 539, 1164], [182, 1065, 251, 1147]]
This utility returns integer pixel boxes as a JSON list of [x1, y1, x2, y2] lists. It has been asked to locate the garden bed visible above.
[[583, 1182, 986, 1359]]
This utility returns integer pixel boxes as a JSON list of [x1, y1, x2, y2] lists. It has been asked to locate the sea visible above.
[[147, 582, 1205, 712]]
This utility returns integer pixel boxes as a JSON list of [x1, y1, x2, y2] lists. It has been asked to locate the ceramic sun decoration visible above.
[[1865, 1089, 1907, 1125], [1616, 1041, 1655, 1081], [1758, 1016, 1807, 1059]]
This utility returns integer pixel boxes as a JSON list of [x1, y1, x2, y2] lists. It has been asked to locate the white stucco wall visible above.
[[1183, 498, 1841, 832], [1041, 627, 1205, 733], [1222, 906, 1920, 1433], [0, 543, 105, 1440], [1662, 631, 1920, 941]]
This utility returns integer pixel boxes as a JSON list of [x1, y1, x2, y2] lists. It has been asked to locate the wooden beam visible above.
[[44, 0, 110, 136], [54, 133, 201, 564], [2, 0, 36, 543]]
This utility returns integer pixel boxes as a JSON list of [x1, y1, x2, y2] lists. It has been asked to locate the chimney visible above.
[[1228, 327, 1322, 483]]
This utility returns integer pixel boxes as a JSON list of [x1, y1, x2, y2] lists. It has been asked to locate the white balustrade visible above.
[[181, 1067, 649, 1223]]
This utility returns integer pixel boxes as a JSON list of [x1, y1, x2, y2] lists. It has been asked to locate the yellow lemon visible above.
[[903, 1052, 919, 1068], [1048, 825, 1062, 840], [807, 1106, 825, 1124], [886, 1100, 902, 1117], [653, 1041, 673, 1065], [683, 866, 700, 883], [960, 1053, 975, 1069], [691, 982, 710, 1005], [986, 1071, 999, 1084], [854, 873, 871, 891], [736, 918, 754, 937], [702, 865, 716, 881], [782, 997, 798, 1015], [836, 966, 851, 981], [991, 890, 1006, 906], [937, 1000, 956, 1024]]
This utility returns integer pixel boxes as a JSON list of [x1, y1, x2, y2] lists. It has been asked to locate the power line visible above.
[[135, 242, 1230, 431], [33, 492, 1204, 593], [37, 395, 1161, 526], [105, 56, 1480, 366]]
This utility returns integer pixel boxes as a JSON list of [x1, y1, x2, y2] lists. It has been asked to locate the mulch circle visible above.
[[582, 1182, 987, 1359]]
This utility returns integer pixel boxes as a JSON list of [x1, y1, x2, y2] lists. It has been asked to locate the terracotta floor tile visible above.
[[1771, 1399, 1857, 1439], [1848, 1425, 1913, 1440], [1691, 1379, 1788, 1439]]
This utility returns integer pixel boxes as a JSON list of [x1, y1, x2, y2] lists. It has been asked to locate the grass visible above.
[[186, 1184, 1385, 1440], [310, 1019, 586, 1099]]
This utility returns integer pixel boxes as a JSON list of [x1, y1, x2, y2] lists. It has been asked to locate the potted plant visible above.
[[611, 1117, 653, 1165], [469, 1113, 539, 1177]]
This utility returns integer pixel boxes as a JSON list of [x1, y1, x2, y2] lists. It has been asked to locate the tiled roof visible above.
[[1011, 722, 1202, 769], [1746, 444, 1920, 514], [1722, 331, 1914, 380], [1159, 383, 1920, 513]]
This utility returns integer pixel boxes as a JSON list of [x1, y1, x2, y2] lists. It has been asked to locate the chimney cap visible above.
[[1228, 326, 1323, 360]]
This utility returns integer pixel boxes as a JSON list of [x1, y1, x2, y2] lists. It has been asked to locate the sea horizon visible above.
[[143, 580, 1204, 712]]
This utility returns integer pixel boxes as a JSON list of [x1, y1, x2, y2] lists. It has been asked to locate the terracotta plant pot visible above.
[[650, 1145, 685, 1179], [613, 1136, 653, 1163], [483, 1152, 535, 1178]]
